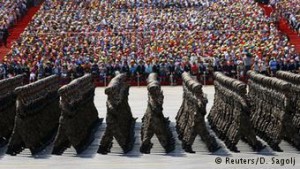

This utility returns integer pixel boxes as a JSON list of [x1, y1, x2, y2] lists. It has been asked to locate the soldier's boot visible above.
[[97, 143, 112, 155], [31, 126, 59, 155], [165, 144, 175, 153], [123, 145, 133, 154], [52, 141, 71, 155], [140, 143, 153, 154], [200, 131, 221, 153], [228, 144, 240, 153], [30, 146, 43, 155], [0, 137, 8, 147], [122, 119, 136, 154], [270, 144, 283, 152], [183, 143, 195, 153], [161, 130, 175, 154], [185, 145, 195, 153], [123, 137, 136, 154], [248, 141, 266, 152], [207, 141, 221, 152], [285, 134, 300, 150], [292, 139, 300, 151], [6, 142, 25, 156], [74, 119, 102, 154], [75, 134, 95, 154], [164, 139, 175, 153]]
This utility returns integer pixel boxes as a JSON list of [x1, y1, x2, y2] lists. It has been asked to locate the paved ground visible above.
[[1, 86, 300, 169]]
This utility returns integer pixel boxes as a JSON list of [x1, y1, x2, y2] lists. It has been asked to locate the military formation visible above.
[[276, 71, 300, 141], [7, 75, 61, 155], [176, 72, 220, 153], [2, 70, 300, 156], [248, 71, 300, 151], [97, 72, 137, 154], [53, 74, 102, 155], [140, 73, 175, 154], [0, 75, 23, 147], [208, 72, 264, 152]]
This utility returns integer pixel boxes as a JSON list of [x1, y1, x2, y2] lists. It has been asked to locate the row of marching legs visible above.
[[0, 73, 219, 156]]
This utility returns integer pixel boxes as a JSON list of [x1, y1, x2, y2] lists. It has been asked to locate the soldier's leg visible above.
[[6, 117, 25, 155], [183, 130, 197, 153], [6, 129, 25, 156], [226, 126, 240, 152], [98, 125, 114, 154], [140, 127, 154, 154], [52, 121, 71, 155], [155, 121, 175, 153], [0, 106, 16, 146], [240, 117, 265, 151], [195, 119, 220, 152], [114, 118, 136, 153], [282, 117, 300, 150], [125, 118, 136, 152], [266, 118, 282, 152], [176, 102, 187, 140]]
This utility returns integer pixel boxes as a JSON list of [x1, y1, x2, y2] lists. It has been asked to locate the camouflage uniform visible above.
[[276, 71, 300, 149], [247, 71, 291, 151], [0, 75, 23, 147], [208, 72, 264, 152], [140, 73, 175, 154], [7, 75, 61, 155], [98, 73, 136, 154], [176, 72, 220, 153], [53, 74, 102, 155]]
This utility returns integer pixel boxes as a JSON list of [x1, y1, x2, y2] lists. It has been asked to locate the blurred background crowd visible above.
[[0, 0, 299, 85]]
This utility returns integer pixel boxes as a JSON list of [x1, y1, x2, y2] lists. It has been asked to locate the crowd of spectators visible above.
[[0, 0, 31, 47], [0, 0, 299, 85], [275, 0, 300, 35]]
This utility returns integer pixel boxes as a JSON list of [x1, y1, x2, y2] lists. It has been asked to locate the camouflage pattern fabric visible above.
[[7, 75, 61, 155], [140, 73, 175, 154], [208, 72, 264, 152], [0, 75, 23, 147], [52, 74, 102, 155], [276, 71, 300, 149], [247, 70, 292, 151], [98, 73, 136, 154], [176, 72, 220, 153]]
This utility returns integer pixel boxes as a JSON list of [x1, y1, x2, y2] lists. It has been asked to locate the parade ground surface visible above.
[[1, 86, 300, 169]]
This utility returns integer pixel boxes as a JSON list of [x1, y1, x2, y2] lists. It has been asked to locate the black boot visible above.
[[229, 144, 240, 153], [6, 143, 25, 156], [97, 145, 110, 155], [271, 144, 283, 152], [184, 144, 195, 153], [250, 141, 266, 152], [165, 145, 175, 153], [52, 142, 70, 155], [140, 143, 153, 154], [208, 143, 221, 152]]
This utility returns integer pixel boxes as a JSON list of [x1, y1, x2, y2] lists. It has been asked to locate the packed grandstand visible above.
[[0, 0, 299, 86]]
